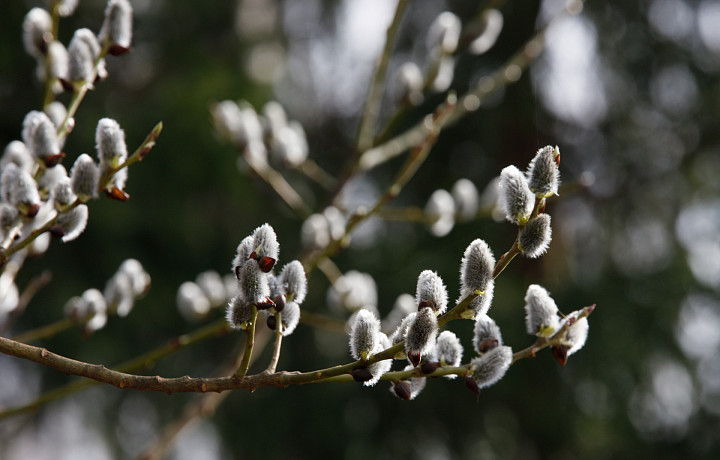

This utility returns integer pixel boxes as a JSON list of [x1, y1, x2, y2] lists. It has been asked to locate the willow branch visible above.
[[245, 154, 312, 219], [265, 311, 283, 374], [354, 0, 410, 154], [0, 319, 230, 419], [305, 94, 457, 273], [234, 305, 258, 378]]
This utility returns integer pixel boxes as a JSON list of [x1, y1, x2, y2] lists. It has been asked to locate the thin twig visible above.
[[234, 305, 258, 378]]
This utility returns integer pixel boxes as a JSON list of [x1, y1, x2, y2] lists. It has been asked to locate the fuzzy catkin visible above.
[[415, 270, 448, 314], [527, 145, 560, 197], [499, 165, 534, 225], [469, 345, 512, 389], [349, 309, 380, 360], [405, 307, 438, 364], [280, 260, 307, 304], [472, 313, 503, 353], [518, 214, 552, 258], [524, 284, 560, 337]]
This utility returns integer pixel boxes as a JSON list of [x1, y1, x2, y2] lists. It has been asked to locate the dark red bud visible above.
[[421, 361, 440, 374], [539, 200, 546, 214], [408, 351, 422, 367], [108, 44, 131, 56], [234, 265, 241, 280], [255, 297, 276, 310], [393, 381, 412, 401], [50, 224, 65, 238], [257, 256, 276, 273], [464, 376, 480, 397], [418, 299, 436, 312], [273, 294, 286, 312], [478, 338, 499, 353], [105, 187, 130, 201], [44, 152, 66, 168], [139, 146, 151, 159], [25, 203, 40, 218], [551, 345, 568, 366], [266, 314, 277, 330], [351, 367, 373, 382], [60, 78, 74, 92], [555, 152, 561, 166]]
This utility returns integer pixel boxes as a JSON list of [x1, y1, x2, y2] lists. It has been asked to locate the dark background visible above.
[[1, 0, 719, 458]]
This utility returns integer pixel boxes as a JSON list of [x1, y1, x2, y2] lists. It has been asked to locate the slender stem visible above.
[[11, 316, 78, 344], [298, 159, 336, 191], [304, 94, 457, 274], [234, 305, 258, 378], [265, 311, 283, 374], [0, 319, 230, 419], [354, 0, 410, 154], [245, 154, 311, 219]]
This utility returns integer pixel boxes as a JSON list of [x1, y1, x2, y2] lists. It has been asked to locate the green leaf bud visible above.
[[518, 214, 552, 258], [524, 284, 560, 337]]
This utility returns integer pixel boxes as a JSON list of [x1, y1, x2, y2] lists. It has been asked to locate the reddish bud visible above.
[[351, 367, 373, 382], [464, 375, 480, 397], [551, 345, 568, 366], [393, 381, 412, 401], [256, 256, 276, 273], [25, 203, 40, 218], [478, 338, 499, 353], [50, 224, 65, 238], [44, 152, 66, 168], [106, 186, 130, 201], [408, 351, 422, 367], [266, 314, 277, 330], [418, 299, 436, 311], [108, 44, 130, 56], [255, 297, 276, 310], [273, 294, 286, 312], [421, 361, 440, 374]]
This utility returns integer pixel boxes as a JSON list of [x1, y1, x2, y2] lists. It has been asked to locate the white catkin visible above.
[[251, 223, 279, 261], [196, 270, 227, 308], [562, 312, 589, 356], [95, 118, 128, 165], [239, 259, 270, 305], [405, 307, 438, 363], [281, 301, 301, 336], [364, 333, 392, 387], [473, 313, 503, 354], [425, 188, 455, 237], [518, 214, 552, 258], [280, 260, 307, 304], [177, 281, 211, 321], [524, 284, 560, 337], [349, 308, 380, 360], [70, 154, 99, 199], [526, 145, 560, 197], [470, 345, 513, 389], [430, 330, 463, 378], [452, 178, 479, 222], [58, 204, 89, 242], [460, 238, 495, 300], [415, 270, 448, 314], [499, 165, 534, 225]]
